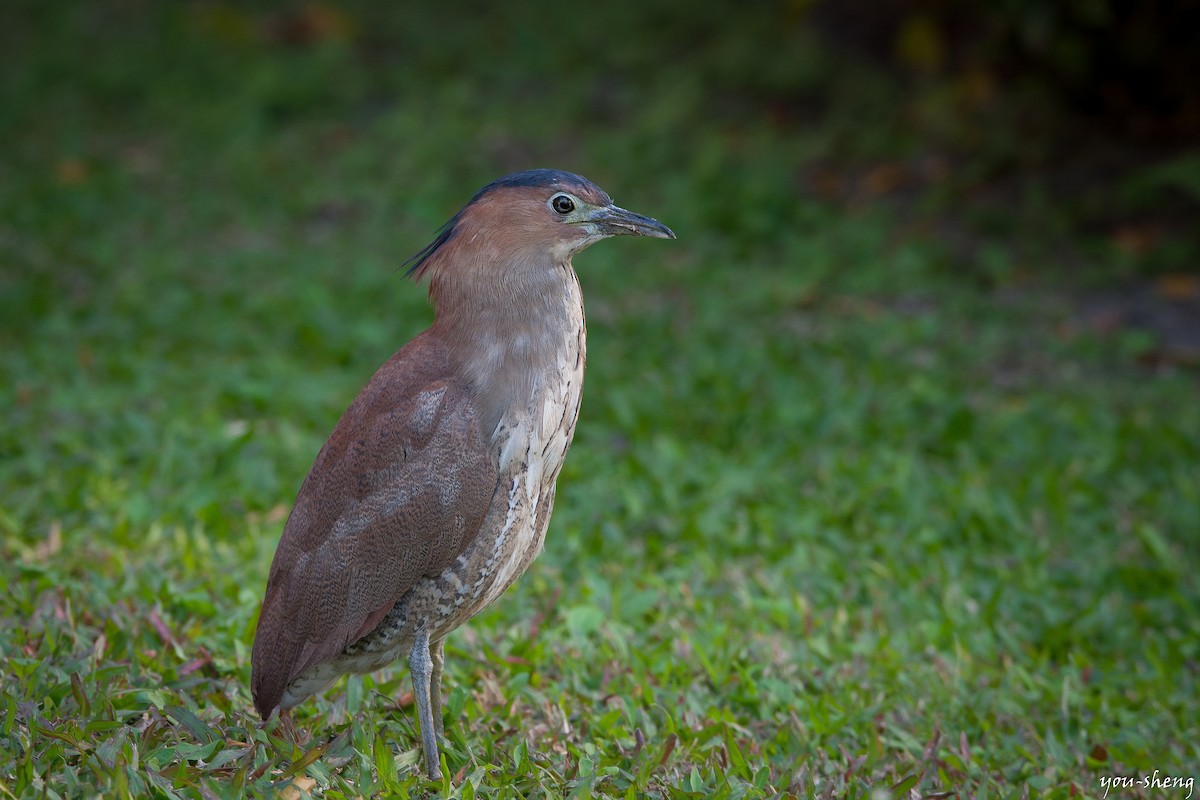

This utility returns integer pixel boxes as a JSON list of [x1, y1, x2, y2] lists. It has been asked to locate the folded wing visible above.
[[251, 333, 498, 716]]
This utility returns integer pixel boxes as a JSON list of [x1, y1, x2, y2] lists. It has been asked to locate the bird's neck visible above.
[[429, 261, 586, 439]]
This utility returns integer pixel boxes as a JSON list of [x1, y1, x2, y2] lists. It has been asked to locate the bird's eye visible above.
[[551, 195, 575, 214]]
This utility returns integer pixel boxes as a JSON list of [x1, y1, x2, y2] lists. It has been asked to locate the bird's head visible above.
[[404, 169, 675, 285]]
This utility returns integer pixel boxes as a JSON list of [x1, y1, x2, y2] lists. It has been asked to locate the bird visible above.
[[250, 169, 674, 779]]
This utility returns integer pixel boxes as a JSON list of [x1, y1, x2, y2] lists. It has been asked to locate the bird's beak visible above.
[[584, 204, 676, 240]]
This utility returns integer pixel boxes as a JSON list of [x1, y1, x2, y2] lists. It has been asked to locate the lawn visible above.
[[2, 3, 1198, 798]]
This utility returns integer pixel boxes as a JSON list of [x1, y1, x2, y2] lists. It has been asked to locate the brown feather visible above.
[[250, 331, 499, 716]]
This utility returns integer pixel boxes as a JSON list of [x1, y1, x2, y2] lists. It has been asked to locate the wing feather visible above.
[[251, 333, 498, 715]]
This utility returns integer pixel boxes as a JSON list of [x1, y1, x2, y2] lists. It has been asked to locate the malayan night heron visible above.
[[250, 169, 674, 779]]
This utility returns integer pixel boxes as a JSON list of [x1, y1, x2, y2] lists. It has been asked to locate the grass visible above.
[[2, 2, 1198, 798]]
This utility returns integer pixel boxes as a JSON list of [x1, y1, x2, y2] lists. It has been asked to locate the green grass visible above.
[[2, 2, 1198, 798]]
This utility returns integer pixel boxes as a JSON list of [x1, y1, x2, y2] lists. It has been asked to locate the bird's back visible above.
[[250, 332, 499, 716]]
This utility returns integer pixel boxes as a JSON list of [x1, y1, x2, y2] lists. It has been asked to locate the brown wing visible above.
[[250, 332, 498, 716]]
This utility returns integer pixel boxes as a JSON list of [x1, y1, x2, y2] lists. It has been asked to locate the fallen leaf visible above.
[[180, 649, 214, 676], [34, 521, 62, 561], [269, 2, 356, 46], [55, 159, 89, 186], [1155, 273, 1199, 300], [863, 163, 904, 196], [148, 609, 177, 646], [657, 732, 677, 768], [1111, 224, 1163, 256], [280, 775, 317, 800]]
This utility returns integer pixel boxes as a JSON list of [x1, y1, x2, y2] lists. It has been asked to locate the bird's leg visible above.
[[408, 630, 443, 780], [430, 637, 446, 740]]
